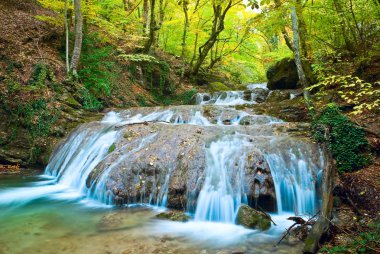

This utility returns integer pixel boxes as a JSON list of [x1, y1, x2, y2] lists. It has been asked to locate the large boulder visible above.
[[79, 106, 323, 211], [266, 58, 314, 90], [236, 204, 271, 230]]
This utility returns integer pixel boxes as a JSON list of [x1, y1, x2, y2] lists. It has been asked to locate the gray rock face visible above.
[[47, 105, 323, 216], [86, 120, 280, 210]]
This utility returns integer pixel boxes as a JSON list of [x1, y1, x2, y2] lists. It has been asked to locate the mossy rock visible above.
[[155, 211, 191, 222], [208, 82, 230, 92], [266, 58, 315, 90], [236, 204, 271, 230]]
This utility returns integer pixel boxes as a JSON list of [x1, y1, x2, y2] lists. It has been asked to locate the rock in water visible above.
[[156, 211, 191, 222], [236, 205, 271, 230]]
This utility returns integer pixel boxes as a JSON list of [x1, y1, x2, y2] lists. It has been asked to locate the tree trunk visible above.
[[282, 29, 294, 52], [180, 0, 189, 77], [143, 0, 150, 34], [192, 0, 234, 75], [64, 0, 70, 73], [155, 0, 166, 46], [143, 0, 156, 53], [70, 0, 83, 75], [295, 0, 311, 60], [291, 3, 313, 114], [333, 0, 354, 52]]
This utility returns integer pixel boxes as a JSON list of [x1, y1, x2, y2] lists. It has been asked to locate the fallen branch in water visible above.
[[276, 211, 320, 246], [257, 205, 277, 226]]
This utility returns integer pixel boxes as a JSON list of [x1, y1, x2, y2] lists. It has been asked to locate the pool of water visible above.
[[0, 174, 303, 254]]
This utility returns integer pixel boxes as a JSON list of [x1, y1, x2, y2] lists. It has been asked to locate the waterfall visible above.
[[193, 134, 323, 222], [0, 83, 324, 227], [194, 136, 250, 223]]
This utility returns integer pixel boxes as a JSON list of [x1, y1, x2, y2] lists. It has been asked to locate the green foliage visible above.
[[307, 75, 380, 115], [153, 88, 197, 106], [108, 143, 116, 154], [121, 54, 173, 96], [320, 246, 348, 254], [311, 103, 371, 173], [29, 63, 56, 87], [177, 89, 197, 105], [119, 54, 160, 64], [0, 63, 61, 163], [136, 94, 149, 107], [78, 32, 119, 110], [80, 88, 103, 111], [320, 221, 380, 254]]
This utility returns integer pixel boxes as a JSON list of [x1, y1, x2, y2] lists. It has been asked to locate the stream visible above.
[[0, 84, 324, 254]]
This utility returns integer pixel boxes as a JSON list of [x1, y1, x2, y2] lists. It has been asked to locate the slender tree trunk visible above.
[[282, 29, 294, 51], [70, 0, 83, 75], [333, 0, 354, 52], [295, 0, 311, 60], [181, 0, 189, 77], [190, 32, 198, 68], [64, 0, 70, 74], [291, 2, 313, 114], [155, 0, 166, 46], [143, 0, 156, 53], [143, 0, 150, 35]]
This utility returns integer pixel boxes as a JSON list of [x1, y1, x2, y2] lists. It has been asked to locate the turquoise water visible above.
[[0, 174, 302, 254]]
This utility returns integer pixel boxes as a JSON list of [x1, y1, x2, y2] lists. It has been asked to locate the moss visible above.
[[208, 82, 230, 92], [108, 143, 116, 154], [236, 204, 271, 230], [123, 131, 134, 139], [156, 211, 190, 222], [312, 103, 372, 173]]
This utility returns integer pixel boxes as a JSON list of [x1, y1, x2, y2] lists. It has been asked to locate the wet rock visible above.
[[76, 106, 322, 210], [236, 204, 271, 230], [156, 210, 191, 222], [243, 90, 252, 100], [266, 58, 314, 90], [266, 90, 291, 102], [250, 88, 269, 103], [222, 119, 232, 125], [267, 58, 299, 90]]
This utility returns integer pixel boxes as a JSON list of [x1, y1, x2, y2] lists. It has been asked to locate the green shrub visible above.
[[153, 88, 197, 106], [136, 94, 149, 107], [312, 103, 372, 173], [320, 221, 380, 254], [178, 89, 197, 105], [78, 32, 119, 110], [0, 63, 61, 163]]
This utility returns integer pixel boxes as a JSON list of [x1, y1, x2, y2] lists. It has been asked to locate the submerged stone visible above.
[[156, 211, 191, 222]]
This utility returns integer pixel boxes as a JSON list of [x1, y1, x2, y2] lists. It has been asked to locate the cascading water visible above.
[[0, 82, 324, 244], [194, 136, 251, 223]]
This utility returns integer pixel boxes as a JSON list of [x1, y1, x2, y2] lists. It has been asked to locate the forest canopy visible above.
[[35, 0, 380, 83]]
